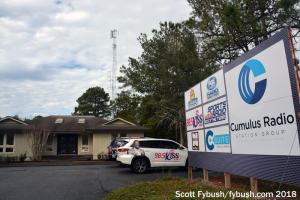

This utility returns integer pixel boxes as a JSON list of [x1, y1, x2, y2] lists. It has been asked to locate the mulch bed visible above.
[[189, 174, 300, 199], [189, 176, 245, 190]]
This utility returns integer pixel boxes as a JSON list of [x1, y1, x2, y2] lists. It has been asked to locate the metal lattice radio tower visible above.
[[110, 29, 118, 118]]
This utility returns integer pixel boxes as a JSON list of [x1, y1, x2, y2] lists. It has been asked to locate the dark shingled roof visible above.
[[0, 124, 28, 132], [0, 116, 108, 133], [44, 116, 108, 132], [0, 116, 28, 131], [86, 124, 151, 132]]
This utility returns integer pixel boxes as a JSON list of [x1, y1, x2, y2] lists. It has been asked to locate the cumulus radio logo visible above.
[[238, 59, 267, 104]]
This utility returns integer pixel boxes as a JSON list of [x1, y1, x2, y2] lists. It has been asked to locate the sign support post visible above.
[[203, 169, 209, 182], [224, 172, 231, 188], [250, 177, 258, 196], [188, 166, 193, 180]]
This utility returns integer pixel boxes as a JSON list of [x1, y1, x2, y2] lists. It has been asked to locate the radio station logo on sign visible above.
[[166, 149, 179, 161], [207, 77, 219, 100], [238, 59, 267, 104], [188, 89, 198, 109], [154, 150, 179, 161], [225, 40, 300, 156], [231, 59, 294, 143], [206, 130, 230, 151], [192, 132, 199, 150], [187, 109, 203, 129], [205, 101, 227, 124]]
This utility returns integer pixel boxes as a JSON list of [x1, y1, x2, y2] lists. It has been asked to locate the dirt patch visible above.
[[188, 177, 245, 190]]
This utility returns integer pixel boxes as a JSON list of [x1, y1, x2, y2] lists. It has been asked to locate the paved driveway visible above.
[[0, 164, 221, 200]]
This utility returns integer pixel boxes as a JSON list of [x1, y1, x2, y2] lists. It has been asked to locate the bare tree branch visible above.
[[23, 118, 53, 161]]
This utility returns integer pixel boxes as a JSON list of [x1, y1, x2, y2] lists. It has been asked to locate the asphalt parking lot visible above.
[[0, 164, 222, 200]]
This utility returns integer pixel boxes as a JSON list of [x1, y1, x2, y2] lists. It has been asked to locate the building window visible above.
[[82, 135, 88, 145], [0, 133, 14, 153], [111, 133, 118, 140], [111, 133, 127, 140], [120, 133, 126, 137], [78, 119, 85, 123], [55, 118, 63, 123], [45, 134, 54, 152], [81, 135, 89, 152], [82, 147, 88, 152], [6, 148, 13, 152], [6, 133, 14, 145], [47, 135, 53, 145], [46, 147, 53, 151], [0, 133, 3, 145]]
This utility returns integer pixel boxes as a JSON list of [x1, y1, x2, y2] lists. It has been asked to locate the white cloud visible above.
[[54, 11, 89, 21]]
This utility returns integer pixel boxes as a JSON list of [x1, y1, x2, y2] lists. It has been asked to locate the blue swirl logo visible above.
[[207, 77, 217, 90], [238, 59, 267, 104], [206, 130, 214, 150]]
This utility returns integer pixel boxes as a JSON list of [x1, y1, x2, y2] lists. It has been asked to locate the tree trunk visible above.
[[179, 122, 184, 145], [175, 123, 178, 143], [261, 7, 267, 41], [255, 36, 259, 46]]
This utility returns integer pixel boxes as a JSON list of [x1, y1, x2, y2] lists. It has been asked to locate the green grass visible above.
[[103, 176, 249, 200]]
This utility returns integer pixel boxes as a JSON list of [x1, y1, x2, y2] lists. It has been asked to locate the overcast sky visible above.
[[0, 0, 193, 119]]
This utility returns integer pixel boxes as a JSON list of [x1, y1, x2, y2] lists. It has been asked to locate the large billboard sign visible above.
[[225, 40, 300, 156], [185, 27, 300, 187]]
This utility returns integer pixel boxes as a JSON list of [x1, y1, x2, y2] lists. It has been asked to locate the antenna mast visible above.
[[110, 29, 118, 118]]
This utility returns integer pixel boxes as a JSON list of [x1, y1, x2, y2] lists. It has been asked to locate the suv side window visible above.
[[131, 140, 161, 148], [109, 138, 116, 147], [112, 139, 122, 148], [130, 140, 146, 148], [119, 141, 128, 147], [146, 140, 161, 148], [160, 141, 180, 149], [138, 141, 146, 148]]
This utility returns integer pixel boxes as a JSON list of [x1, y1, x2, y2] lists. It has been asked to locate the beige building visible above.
[[0, 116, 150, 160]]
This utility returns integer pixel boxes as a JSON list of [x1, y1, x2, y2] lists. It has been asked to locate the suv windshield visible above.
[[160, 141, 180, 149]]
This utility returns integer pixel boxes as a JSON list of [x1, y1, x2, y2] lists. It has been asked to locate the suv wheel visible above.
[[133, 159, 148, 174]]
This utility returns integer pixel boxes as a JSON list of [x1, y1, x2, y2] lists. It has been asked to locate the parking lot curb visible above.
[[0, 161, 116, 168]]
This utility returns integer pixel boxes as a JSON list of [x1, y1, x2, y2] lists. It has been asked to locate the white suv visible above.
[[116, 139, 188, 173]]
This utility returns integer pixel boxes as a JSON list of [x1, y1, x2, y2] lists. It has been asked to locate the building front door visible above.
[[57, 134, 78, 155]]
